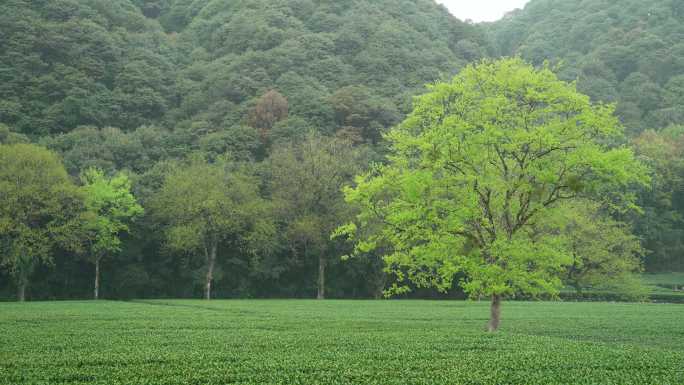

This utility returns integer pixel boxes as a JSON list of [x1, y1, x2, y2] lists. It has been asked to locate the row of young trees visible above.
[[0, 129, 370, 301], [0, 144, 142, 301]]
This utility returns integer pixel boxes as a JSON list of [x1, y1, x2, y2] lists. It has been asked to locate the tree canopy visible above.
[[0, 144, 84, 300], [340, 59, 648, 330], [268, 133, 369, 299], [80, 168, 143, 299], [151, 156, 274, 299]]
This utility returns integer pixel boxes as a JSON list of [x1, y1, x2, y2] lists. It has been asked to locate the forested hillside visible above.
[[489, 0, 684, 133], [0, 0, 682, 300], [0, 0, 176, 136], [0, 0, 488, 299]]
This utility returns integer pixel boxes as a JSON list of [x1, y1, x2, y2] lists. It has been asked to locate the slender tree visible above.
[[80, 168, 143, 300], [340, 59, 648, 331], [152, 156, 273, 299], [269, 133, 368, 299]]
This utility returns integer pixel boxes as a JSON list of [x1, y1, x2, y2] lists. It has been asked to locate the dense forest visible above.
[[1, 0, 682, 300]]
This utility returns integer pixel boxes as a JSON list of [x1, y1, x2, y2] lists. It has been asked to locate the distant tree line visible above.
[[1, 131, 380, 301]]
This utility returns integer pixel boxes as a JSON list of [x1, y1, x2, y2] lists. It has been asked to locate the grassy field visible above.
[[1, 300, 683, 385]]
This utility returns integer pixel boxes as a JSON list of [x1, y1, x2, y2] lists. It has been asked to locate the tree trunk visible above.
[[317, 255, 325, 300], [17, 281, 26, 302], [374, 272, 386, 299], [486, 295, 502, 332], [205, 242, 217, 300], [94, 258, 100, 300]]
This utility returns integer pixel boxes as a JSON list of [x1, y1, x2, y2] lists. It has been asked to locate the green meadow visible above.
[[1, 300, 683, 385]]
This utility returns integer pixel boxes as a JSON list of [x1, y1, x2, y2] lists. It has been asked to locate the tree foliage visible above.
[[340, 59, 648, 329], [0, 0, 492, 300], [0, 144, 84, 300], [80, 168, 143, 299], [631, 126, 684, 271], [248, 90, 289, 143], [0, 0, 176, 135], [268, 133, 369, 298], [151, 156, 274, 299], [545, 200, 646, 300]]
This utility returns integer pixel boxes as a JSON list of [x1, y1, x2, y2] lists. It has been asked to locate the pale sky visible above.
[[436, 0, 530, 22]]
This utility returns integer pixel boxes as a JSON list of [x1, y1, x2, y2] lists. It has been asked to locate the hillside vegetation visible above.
[[489, 0, 684, 133], [1, 0, 683, 301]]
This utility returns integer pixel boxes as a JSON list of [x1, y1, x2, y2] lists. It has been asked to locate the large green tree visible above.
[[340, 59, 648, 331], [152, 156, 274, 299], [0, 144, 84, 301], [268, 133, 368, 299], [80, 168, 143, 300]]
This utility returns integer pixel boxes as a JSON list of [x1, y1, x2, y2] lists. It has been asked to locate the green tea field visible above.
[[1, 300, 683, 385]]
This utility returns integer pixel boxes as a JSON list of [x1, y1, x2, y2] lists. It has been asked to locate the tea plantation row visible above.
[[1, 300, 682, 384]]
